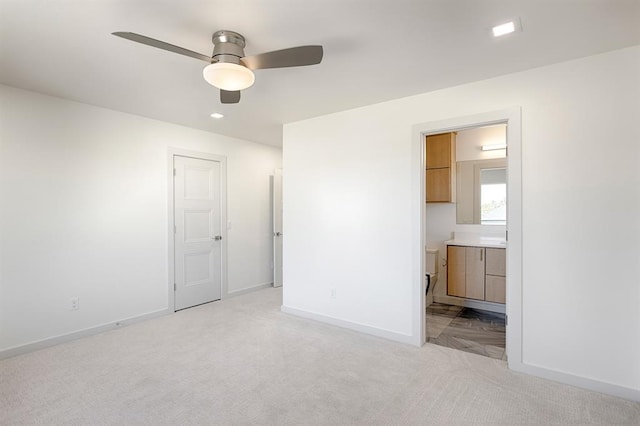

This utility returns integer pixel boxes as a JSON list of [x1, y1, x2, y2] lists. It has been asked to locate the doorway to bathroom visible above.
[[414, 108, 522, 365], [425, 124, 507, 359]]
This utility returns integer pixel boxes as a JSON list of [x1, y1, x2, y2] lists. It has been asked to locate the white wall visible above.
[[283, 45, 640, 395], [0, 85, 281, 352]]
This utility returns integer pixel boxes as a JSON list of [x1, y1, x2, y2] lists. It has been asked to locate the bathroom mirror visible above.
[[456, 158, 507, 225]]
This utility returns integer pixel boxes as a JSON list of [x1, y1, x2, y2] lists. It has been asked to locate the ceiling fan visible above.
[[112, 30, 323, 104]]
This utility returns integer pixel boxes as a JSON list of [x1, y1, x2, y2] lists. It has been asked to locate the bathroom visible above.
[[424, 123, 508, 360]]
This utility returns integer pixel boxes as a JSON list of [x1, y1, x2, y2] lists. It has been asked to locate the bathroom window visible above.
[[480, 168, 506, 225]]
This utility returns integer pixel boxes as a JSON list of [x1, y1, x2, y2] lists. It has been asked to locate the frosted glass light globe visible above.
[[203, 62, 255, 91]]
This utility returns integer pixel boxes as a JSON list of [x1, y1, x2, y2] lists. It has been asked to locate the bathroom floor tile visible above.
[[426, 303, 506, 360], [426, 303, 463, 318], [425, 314, 454, 338], [427, 334, 487, 356], [441, 321, 505, 348], [485, 344, 506, 360]]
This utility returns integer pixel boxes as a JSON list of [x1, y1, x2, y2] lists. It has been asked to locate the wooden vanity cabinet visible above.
[[485, 248, 506, 303], [447, 246, 484, 300], [446, 246, 466, 297], [465, 247, 486, 300], [446, 245, 506, 304], [426, 132, 456, 203]]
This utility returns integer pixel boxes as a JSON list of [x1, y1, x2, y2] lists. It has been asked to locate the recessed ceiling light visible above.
[[492, 21, 515, 37], [210, 112, 224, 119]]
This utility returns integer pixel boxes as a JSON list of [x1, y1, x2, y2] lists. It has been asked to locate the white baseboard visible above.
[[281, 305, 415, 345], [282, 305, 638, 402], [1, 282, 274, 359], [509, 359, 640, 402], [0, 308, 171, 360], [432, 296, 637, 400], [226, 282, 273, 298], [433, 295, 505, 314]]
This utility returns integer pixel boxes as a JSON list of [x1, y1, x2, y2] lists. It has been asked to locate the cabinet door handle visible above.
[[480, 248, 483, 261]]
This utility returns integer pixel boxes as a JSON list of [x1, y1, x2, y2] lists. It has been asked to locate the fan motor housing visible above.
[[211, 30, 246, 63]]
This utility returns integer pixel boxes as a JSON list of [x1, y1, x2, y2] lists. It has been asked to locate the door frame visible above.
[[273, 168, 283, 288], [167, 148, 228, 312], [412, 107, 523, 368]]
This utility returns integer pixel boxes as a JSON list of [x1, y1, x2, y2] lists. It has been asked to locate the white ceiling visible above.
[[1, 0, 639, 147]]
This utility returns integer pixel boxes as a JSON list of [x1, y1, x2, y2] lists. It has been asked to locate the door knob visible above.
[[213, 235, 222, 241]]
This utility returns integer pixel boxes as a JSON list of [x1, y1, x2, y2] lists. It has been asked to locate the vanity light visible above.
[[481, 144, 507, 151], [210, 112, 224, 119]]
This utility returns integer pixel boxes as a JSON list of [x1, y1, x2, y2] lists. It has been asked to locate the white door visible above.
[[174, 155, 222, 310], [273, 169, 283, 287]]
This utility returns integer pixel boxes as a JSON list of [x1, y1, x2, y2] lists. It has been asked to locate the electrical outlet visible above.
[[330, 288, 337, 299], [70, 297, 79, 310]]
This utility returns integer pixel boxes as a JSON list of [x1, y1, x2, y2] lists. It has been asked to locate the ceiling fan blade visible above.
[[241, 45, 323, 70], [112, 32, 212, 63], [220, 90, 241, 104]]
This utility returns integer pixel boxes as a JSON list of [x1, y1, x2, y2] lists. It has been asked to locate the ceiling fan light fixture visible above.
[[203, 62, 255, 91]]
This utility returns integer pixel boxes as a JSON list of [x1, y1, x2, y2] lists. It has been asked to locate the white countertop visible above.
[[445, 236, 507, 249]]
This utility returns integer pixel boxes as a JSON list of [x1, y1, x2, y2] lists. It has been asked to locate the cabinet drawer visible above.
[[485, 275, 506, 303], [485, 248, 506, 276]]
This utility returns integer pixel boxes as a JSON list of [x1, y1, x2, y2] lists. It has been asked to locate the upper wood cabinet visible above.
[[425, 169, 451, 202], [426, 133, 455, 168], [426, 132, 456, 203]]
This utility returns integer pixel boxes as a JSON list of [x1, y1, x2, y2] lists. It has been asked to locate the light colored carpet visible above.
[[1, 287, 638, 425]]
